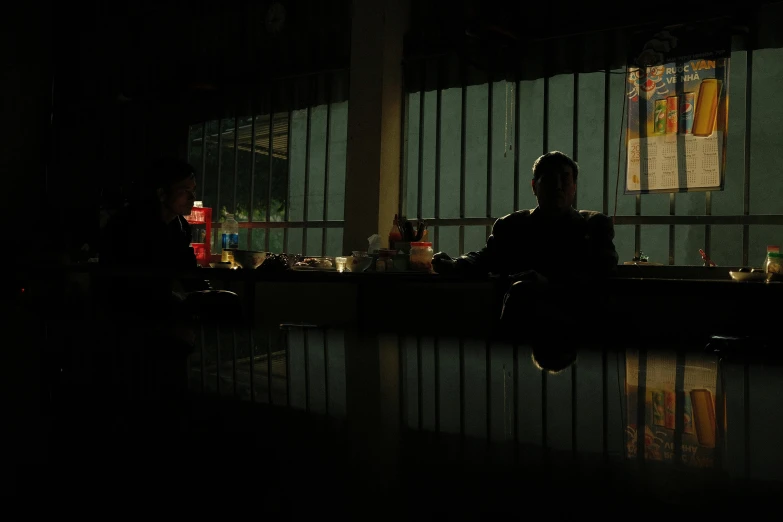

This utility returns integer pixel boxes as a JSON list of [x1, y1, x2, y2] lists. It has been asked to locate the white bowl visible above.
[[232, 250, 267, 269]]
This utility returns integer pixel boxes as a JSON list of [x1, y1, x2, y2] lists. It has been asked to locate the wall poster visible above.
[[625, 27, 730, 194]]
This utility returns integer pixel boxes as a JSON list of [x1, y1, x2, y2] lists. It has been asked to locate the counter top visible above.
[[19, 263, 781, 344]]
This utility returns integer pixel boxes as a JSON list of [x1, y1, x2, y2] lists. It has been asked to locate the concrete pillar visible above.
[[342, 0, 409, 252], [343, 5, 409, 493]]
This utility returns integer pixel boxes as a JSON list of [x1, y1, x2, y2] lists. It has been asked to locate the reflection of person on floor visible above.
[[531, 346, 577, 374], [101, 158, 211, 400]]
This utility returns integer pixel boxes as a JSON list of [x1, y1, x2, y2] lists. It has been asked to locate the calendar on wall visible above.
[[626, 132, 723, 192], [624, 27, 729, 194]]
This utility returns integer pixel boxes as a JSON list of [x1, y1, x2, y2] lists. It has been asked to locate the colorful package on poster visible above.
[[665, 391, 676, 429]]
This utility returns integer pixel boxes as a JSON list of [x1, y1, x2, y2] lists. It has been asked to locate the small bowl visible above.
[[292, 256, 336, 270], [351, 252, 373, 273], [729, 270, 767, 282], [232, 250, 267, 269], [209, 262, 233, 270]]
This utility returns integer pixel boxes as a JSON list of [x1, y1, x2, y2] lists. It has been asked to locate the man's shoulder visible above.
[[495, 209, 533, 227], [577, 210, 614, 240], [577, 210, 612, 225], [494, 209, 612, 230]]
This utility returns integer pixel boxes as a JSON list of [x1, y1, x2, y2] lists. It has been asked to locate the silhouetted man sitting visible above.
[[432, 151, 618, 281], [432, 151, 618, 347], [101, 158, 236, 402]]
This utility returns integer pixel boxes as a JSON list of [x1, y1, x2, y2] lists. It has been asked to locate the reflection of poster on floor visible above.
[[625, 29, 729, 193], [625, 351, 722, 468]]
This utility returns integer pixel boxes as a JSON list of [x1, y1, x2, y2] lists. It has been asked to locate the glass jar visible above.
[[764, 251, 782, 274], [378, 249, 396, 272], [409, 242, 434, 272]]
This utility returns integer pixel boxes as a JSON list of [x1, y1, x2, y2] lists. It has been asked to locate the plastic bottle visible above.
[[764, 245, 781, 274], [221, 214, 239, 261], [389, 214, 402, 249]]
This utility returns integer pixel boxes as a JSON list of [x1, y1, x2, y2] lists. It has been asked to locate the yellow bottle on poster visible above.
[[692, 79, 721, 137]]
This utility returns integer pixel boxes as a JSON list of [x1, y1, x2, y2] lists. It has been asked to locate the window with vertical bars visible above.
[[403, 47, 783, 267], [187, 73, 349, 258]]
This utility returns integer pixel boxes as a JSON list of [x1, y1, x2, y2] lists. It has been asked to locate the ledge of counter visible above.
[[29, 261, 769, 282], [15, 262, 782, 350]]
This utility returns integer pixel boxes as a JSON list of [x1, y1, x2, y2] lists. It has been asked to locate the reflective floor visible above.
[[177, 325, 783, 511], [39, 323, 783, 515]]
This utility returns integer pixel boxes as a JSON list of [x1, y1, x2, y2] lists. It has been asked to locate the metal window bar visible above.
[[617, 215, 783, 225], [267, 90, 274, 252], [635, 195, 641, 258], [459, 61, 467, 254], [669, 58, 686, 264], [232, 116, 239, 219], [513, 76, 521, 212], [284, 99, 293, 254], [742, 49, 753, 266], [572, 73, 579, 209], [486, 71, 493, 226], [248, 113, 257, 249], [602, 70, 610, 216], [434, 62, 442, 250], [302, 87, 313, 256], [636, 62, 650, 258], [283, 79, 292, 252], [322, 75, 333, 257], [543, 76, 549, 154], [216, 220, 345, 230], [399, 68, 409, 218], [216, 118, 223, 222], [705, 191, 712, 262], [417, 61, 426, 221], [414, 215, 783, 227], [200, 124, 207, 202]]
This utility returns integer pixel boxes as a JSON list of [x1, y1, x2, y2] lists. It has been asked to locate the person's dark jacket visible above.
[[455, 207, 619, 280], [101, 205, 204, 276], [100, 204, 209, 322]]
